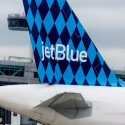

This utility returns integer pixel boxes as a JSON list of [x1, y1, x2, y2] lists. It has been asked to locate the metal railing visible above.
[[0, 56, 33, 63]]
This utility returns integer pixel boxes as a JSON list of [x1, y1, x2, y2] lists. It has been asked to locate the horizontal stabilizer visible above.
[[36, 93, 92, 119]]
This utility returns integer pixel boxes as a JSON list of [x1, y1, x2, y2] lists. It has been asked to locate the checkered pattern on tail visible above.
[[22, 0, 125, 87]]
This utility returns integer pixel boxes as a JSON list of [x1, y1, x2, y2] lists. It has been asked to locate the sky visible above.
[[0, 0, 125, 70]]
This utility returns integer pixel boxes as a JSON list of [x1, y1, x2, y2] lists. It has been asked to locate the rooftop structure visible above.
[[7, 13, 34, 60], [7, 13, 28, 31]]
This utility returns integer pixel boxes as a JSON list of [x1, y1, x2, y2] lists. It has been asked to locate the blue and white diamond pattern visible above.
[[23, 0, 125, 87]]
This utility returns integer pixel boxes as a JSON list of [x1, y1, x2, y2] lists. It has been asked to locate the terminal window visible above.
[[34, 72, 38, 78], [8, 19, 28, 28], [0, 65, 24, 77]]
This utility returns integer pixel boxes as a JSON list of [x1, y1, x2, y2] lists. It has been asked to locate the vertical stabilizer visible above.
[[22, 0, 125, 87]]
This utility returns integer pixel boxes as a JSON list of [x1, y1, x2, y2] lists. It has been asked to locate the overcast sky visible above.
[[0, 0, 125, 70]]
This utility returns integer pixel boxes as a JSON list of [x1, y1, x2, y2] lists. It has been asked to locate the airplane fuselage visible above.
[[0, 85, 125, 125]]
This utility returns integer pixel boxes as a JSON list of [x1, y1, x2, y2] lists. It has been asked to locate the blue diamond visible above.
[[63, 65, 74, 85], [75, 66, 85, 85], [87, 42, 97, 64], [38, 61, 45, 82], [27, 8, 34, 31], [55, 63, 62, 82], [108, 71, 117, 87], [46, 62, 54, 83], [55, 12, 65, 35], [97, 68, 107, 86], [43, 11, 54, 34], [86, 67, 96, 86], [35, 10, 42, 32]]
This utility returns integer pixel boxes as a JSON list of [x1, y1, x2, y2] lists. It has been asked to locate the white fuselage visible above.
[[0, 84, 125, 125]]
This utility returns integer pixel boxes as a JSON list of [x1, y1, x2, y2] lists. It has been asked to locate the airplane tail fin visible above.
[[22, 0, 125, 87]]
